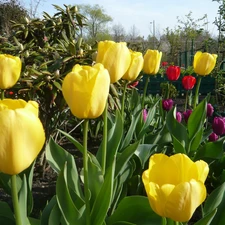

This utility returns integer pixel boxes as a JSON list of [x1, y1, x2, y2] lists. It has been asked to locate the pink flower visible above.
[[208, 132, 219, 142], [143, 109, 148, 122], [183, 110, 192, 123], [176, 112, 182, 123], [162, 99, 174, 111], [212, 117, 225, 136], [207, 103, 214, 117]]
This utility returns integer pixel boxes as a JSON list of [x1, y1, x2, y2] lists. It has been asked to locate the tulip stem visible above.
[[11, 175, 22, 225], [102, 101, 108, 175], [121, 81, 128, 120], [142, 76, 149, 108], [1, 90, 4, 100], [83, 119, 90, 225], [184, 90, 189, 112], [193, 76, 202, 109]]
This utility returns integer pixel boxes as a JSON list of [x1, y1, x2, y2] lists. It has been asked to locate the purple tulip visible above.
[[143, 109, 148, 122], [207, 103, 214, 117], [212, 117, 225, 136], [176, 112, 182, 123], [208, 132, 219, 142], [162, 99, 174, 111], [183, 109, 192, 123]]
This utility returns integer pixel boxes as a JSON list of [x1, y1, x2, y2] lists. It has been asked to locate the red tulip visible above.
[[166, 65, 181, 81], [182, 75, 196, 90], [161, 61, 168, 67]]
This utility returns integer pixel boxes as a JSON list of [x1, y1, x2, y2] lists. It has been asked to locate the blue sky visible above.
[[22, 0, 220, 38]]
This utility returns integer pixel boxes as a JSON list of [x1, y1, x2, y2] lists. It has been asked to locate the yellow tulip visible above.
[[62, 63, 110, 119], [0, 99, 45, 175], [96, 40, 131, 83], [122, 50, 144, 81], [0, 54, 22, 89], [143, 50, 162, 75], [142, 153, 209, 222], [193, 51, 217, 76]]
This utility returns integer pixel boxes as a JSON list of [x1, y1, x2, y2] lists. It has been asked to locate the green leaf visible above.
[[56, 163, 84, 224], [134, 144, 156, 168], [194, 137, 225, 160], [107, 196, 162, 225], [57, 129, 84, 154], [90, 162, 115, 225], [97, 110, 123, 171], [166, 107, 187, 153], [138, 99, 159, 139], [46, 138, 84, 201], [115, 141, 140, 177], [189, 127, 203, 152], [48, 204, 62, 225], [40, 196, 58, 225], [187, 98, 207, 141], [28, 217, 41, 225], [120, 109, 142, 149], [80, 154, 104, 208], [204, 182, 225, 214], [194, 208, 217, 225], [0, 201, 15, 225], [18, 174, 28, 225]]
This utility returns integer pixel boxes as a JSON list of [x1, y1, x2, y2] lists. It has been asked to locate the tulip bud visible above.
[[0, 54, 22, 89], [0, 99, 45, 175], [176, 111, 182, 123], [143, 109, 148, 122], [182, 75, 196, 90], [162, 99, 174, 111], [96, 40, 131, 83], [183, 109, 192, 123], [207, 103, 214, 117], [193, 51, 217, 76], [62, 63, 110, 119], [166, 65, 181, 81], [143, 49, 162, 75], [209, 132, 219, 142], [212, 117, 225, 136], [122, 50, 144, 81]]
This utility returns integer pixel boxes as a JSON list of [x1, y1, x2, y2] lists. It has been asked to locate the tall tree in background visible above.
[[213, 0, 225, 61], [0, 0, 28, 36], [78, 4, 112, 43], [28, 0, 44, 18], [111, 23, 126, 42]]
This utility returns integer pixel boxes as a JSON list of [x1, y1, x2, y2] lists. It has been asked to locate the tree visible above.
[[0, 0, 28, 36], [27, 0, 45, 18], [111, 23, 126, 42], [78, 4, 113, 43]]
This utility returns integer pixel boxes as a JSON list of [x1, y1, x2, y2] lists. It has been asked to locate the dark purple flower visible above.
[[208, 132, 219, 142], [143, 109, 148, 122], [212, 117, 225, 136], [183, 110, 192, 123], [207, 103, 214, 117], [162, 99, 174, 111], [176, 112, 182, 123]]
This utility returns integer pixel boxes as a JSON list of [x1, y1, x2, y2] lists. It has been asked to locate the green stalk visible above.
[[141, 76, 149, 108], [193, 76, 202, 109], [184, 90, 189, 112], [11, 175, 22, 225], [102, 101, 108, 175], [1, 90, 4, 100], [83, 119, 90, 225], [121, 81, 128, 120]]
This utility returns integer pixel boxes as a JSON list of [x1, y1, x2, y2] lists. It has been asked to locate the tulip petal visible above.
[[0, 108, 45, 174], [195, 160, 209, 183], [164, 180, 207, 222]]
